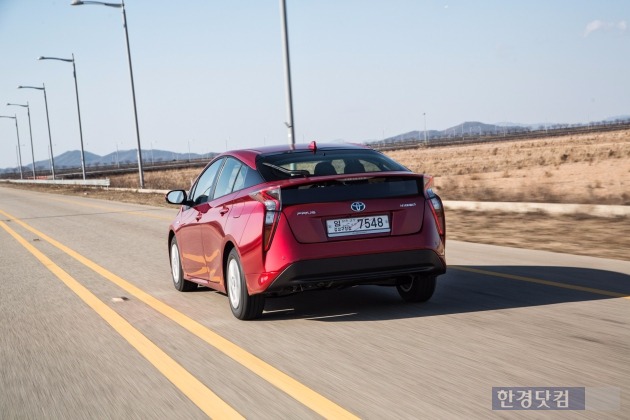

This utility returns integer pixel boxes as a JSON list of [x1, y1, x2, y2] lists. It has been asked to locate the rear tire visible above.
[[396, 275, 436, 302], [226, 248, 265, 320], [170, 236, 197, 292]]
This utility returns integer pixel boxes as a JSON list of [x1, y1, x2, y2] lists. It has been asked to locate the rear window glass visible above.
[[256, 149, 408, 181], [281, 178, 420, 205]]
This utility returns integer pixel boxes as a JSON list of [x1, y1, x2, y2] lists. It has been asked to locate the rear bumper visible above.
[[263, 250, 446, 294]]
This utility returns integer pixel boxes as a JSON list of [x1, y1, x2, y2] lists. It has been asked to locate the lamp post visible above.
[[39, 54, 86, 180], [0, 115, 24, 179], [17, 85, 55, 179], [423, 112, 428, 145], [150, 140, 156, 165], [279, 0, 295, 146], [71, 0, 145, 188], [7, 102, 36, 179]]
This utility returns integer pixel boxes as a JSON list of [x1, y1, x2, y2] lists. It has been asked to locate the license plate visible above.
[[326, 215, 390, 237]]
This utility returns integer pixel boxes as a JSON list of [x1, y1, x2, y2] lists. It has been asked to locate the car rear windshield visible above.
[[256, 148, 409, 181], [281, 177, 421, 205]]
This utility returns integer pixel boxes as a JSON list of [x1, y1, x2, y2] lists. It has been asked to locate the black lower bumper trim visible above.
[[264, 250, 445, 294]]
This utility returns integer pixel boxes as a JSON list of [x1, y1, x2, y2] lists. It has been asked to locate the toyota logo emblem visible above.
[[350, 202, 366, 212]]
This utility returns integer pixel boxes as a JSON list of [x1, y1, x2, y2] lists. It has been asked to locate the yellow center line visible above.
[[451, 265, 630, 300], [0, 208, 359, 420], [0, 220, 243, 420]]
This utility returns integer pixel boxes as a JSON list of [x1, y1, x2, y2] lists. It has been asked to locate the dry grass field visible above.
[[105, 129, 630, 206], [4, 129, 629, 260], [107, 167, 202, 190], [387, 129, 630, 205], [387, 129, 630, 260]]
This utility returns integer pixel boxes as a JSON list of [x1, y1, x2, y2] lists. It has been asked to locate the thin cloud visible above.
[[584, 19, 627, 37]]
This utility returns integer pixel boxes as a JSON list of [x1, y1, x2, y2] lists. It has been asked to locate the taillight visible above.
[[424, 176, 445, 242], [250, 187, 282, 251]]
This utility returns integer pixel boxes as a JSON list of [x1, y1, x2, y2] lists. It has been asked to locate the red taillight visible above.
[[424, 176, 445, 241], [249, 187, 282, 251]]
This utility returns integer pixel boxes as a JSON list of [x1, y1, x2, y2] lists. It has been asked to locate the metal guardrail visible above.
[[2, 179, 111, 187], [3, 179, 625, 216], [0, 158, 211, 181], [444, 201, 629, 218]]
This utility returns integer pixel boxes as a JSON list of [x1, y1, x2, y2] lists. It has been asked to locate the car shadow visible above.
[[259, 265, 630, 322]]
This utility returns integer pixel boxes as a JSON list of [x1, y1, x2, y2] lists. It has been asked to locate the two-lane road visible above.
[[1, 186, 628, 418]]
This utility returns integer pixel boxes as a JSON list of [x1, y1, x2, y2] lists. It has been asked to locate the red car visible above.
[[166, 142, 446, 320]]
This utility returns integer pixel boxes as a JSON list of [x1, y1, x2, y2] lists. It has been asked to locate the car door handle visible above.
[[195, 212, 202, 221], [220, 207, 229, 216]]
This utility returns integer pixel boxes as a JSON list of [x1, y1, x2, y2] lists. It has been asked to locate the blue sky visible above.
[[0, 1, 628, 169]]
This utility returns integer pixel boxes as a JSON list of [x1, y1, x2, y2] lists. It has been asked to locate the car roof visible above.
[[224, 142, 370, 168]]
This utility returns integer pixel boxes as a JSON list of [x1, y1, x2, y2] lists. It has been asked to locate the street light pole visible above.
[[279, 0, 295, 146], [71, 0, 145, 188], [0, 115, 23, 179], [18, 85, 56, 179], [7, 102, 36, 179], [423, 112, 428, 145], [39, 54, 87, 180]]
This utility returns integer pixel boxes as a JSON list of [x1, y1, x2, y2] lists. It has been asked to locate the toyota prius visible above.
[[166, 142, 446, 319]]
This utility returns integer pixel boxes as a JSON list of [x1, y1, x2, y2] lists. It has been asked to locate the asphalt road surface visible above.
[[1, 186, 628, 419]]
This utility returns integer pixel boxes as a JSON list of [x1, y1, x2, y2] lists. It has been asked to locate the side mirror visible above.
[[165, 190, 188, 205]]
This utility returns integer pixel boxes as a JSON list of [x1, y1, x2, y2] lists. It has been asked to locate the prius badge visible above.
[[350, 202, 366, 212]]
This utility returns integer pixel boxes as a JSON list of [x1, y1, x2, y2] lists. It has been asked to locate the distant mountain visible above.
[[380, 130, 442, 143], [2, 116, 629, 174], [370, 115, 630, 146], [494, 121, 530, 128], [53, 150, 102, 169], [602, 115, 630, 123], [380, 121, 526, 143], [0, 149, 212, 174], [442, 121, 509, 136]]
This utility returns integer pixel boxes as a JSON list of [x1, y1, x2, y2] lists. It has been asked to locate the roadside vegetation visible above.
[[107, 167, 201, 190], [103, 129, 630, 206], [3, 129, 629, 261], [387, 129, 630, 205]]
